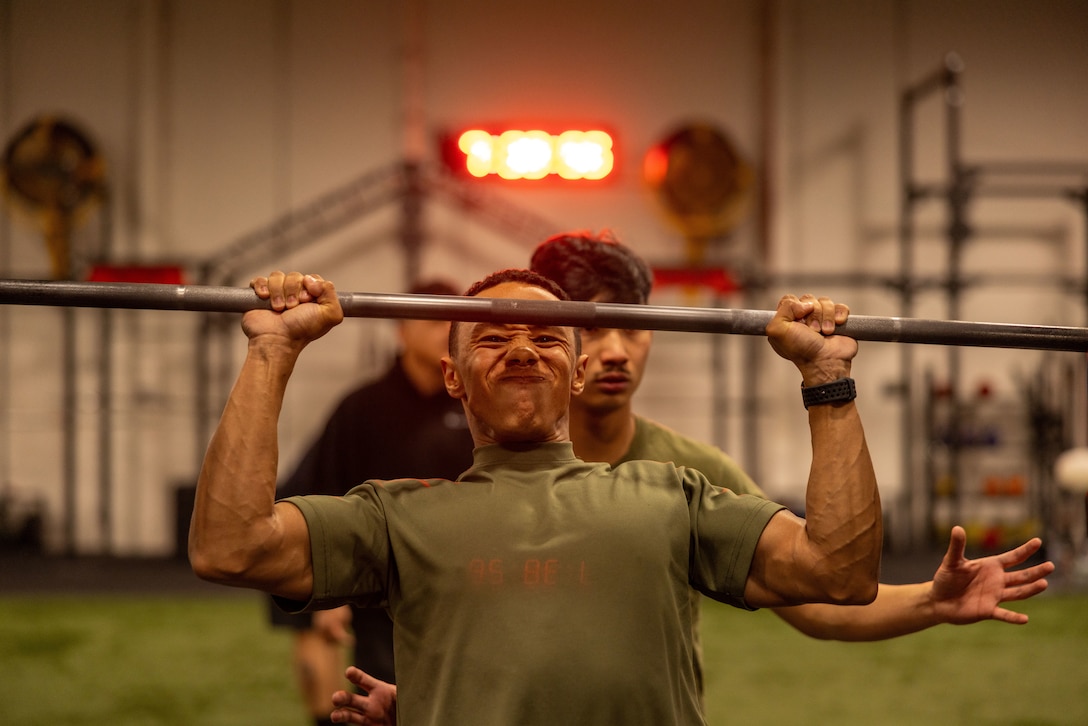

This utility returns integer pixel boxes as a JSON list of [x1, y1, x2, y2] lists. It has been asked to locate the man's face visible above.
[[400, 318, 452, 370], [442, 281, 586, 445], [573, 296, 652, 415]]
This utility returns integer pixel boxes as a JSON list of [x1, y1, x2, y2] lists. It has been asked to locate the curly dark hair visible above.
[[462, 268, 571, 301], [529, 230, 652, 305]]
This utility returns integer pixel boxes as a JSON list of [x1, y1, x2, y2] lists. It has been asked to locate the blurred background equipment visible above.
[[643, 122, 753, 265], [0, 116, 105, 280]]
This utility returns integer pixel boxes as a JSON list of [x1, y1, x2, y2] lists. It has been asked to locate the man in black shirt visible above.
[[269, 279, 473, 726]]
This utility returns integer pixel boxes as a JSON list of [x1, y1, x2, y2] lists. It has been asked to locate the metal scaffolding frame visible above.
[[898, 53, 1088, 549]]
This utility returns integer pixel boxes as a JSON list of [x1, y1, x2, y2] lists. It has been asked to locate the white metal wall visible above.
[[1, 0, 1086, 554]]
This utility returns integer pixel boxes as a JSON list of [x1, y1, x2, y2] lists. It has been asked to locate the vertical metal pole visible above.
[[1081, 189, 1088, 328], [898, 83, 918, 550], [62, 306, 77, 555], [899, 52, 968, 550], [98, 307, 113, 553], [944, 56, 968, 537], [401, 0, 426, 285], [741, 290, 762, 484], [0, 0, 13, 537], [97, 188, 114, 554], [741, 0, 780, 483], [96, 302, 113, 550], [710, 292, 728, 451], [1081, 161, 1088, 552]]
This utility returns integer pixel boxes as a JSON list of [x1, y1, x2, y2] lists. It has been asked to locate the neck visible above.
[[467, 413, 572, 449], [568, 402, 636, 465], [400, 352, 445, 396]]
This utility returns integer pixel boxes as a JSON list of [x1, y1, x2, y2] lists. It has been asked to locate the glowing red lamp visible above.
[[452, 129, 614, 180]]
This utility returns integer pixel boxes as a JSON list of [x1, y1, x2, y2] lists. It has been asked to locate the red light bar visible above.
[[453, 129, 614, 180], [652, 267, 740, 295], [87, 264, 186, 284]]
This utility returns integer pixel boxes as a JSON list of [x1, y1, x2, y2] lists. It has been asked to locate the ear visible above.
[[570, 353, 588, 396], [441, 356, 465, 399]]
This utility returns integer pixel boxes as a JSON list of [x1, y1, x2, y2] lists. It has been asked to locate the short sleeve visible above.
[[682, 468, 784, 609], [278, 486, 393, 612]]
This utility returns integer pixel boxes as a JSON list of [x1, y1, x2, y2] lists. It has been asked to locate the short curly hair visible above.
[[529, 230, 652, 305], [462, 268, 570, 301]]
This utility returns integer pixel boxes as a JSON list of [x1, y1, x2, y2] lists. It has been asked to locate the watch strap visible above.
[[801, 377, 856, 409]]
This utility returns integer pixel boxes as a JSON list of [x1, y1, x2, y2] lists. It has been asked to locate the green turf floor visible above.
[[0, 591, 1085, 725], [701, 592, 1088, 725], [0, 594, 301, 726]]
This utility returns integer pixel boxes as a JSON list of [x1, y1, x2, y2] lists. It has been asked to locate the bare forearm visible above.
[[802, 400, 882, 603], [745, 400, 881, 609], [189, 339, 298, 584], [774, 582, 937, 641]]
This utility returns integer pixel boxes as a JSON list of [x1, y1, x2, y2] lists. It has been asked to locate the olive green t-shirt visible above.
[[620, 416, 769, 700], [620, 416, 766, 498], [285, 441, 781, 726]]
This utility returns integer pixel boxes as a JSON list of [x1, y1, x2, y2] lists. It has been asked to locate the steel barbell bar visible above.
[[1, 278, 1087, 352]]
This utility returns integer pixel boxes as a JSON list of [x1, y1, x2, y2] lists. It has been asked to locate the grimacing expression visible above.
[[442, 281, 586, 445]]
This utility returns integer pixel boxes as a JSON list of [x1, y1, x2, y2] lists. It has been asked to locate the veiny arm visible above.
[[189, 272, 344, 600], [744, 294, 882, 607]]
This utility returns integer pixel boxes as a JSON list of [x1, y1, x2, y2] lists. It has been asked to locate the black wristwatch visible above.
[[801, 377, 856, 409]]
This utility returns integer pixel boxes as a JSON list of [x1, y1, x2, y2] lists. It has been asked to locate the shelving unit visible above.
[[924, 378, 1039, 550], [899, 54, 1088, 550]]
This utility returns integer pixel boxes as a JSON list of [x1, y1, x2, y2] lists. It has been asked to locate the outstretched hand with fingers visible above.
[[930, 525, 1055, 625]]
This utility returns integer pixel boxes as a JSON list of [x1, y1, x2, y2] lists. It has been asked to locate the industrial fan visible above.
[[0, 115, 105, 280]]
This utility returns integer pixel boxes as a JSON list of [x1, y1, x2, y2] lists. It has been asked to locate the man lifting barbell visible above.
[[189, 266, 884, 725]]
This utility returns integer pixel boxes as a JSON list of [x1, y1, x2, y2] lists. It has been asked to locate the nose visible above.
[[505, 342, 539, 366], [598, 330, 629, 365]]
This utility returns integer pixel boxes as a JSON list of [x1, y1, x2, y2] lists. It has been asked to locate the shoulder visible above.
[[627, 416, 720, 467], [349, 477, 455, 495], [628, 417, 765, 498]]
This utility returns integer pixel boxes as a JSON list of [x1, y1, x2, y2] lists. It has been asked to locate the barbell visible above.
[[1, 278, 1087, 352]]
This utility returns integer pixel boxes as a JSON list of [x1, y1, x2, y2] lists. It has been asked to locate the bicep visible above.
[[266, 501, 314, 602], [742, 508, 809, 608]]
